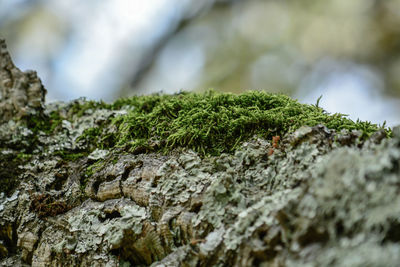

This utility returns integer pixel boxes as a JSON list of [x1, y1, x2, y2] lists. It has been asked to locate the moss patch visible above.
[[106, 90, 386, 156], [69, 98, 109, 118], [22, 90, 389, 157], [53, 151, 88, 161], [26, 111, 64, 135]]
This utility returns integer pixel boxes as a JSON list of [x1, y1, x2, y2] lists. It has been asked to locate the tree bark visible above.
[[1, 39, 400, 267]]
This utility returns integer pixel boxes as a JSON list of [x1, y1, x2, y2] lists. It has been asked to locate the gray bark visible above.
[[1, 39, 400, 267]]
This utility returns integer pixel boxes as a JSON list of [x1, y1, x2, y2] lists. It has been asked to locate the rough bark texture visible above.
[[1, 39, 400, 267], [0, 39, 46, 123]]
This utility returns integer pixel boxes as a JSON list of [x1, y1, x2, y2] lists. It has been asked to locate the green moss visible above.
[[69, 98, 110, 118], [26, 111, 64, 135], [77, 126, 116, 151], [53, 151, 88, 161], [79, 159, 106, 192], [100, 90, 385, 156], [84, 160, 106, 179], [16, 152, 33, 161], [19, 90, 389, 159]]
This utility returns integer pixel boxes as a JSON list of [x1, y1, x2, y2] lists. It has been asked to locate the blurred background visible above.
[[0, 0, 399, 126]]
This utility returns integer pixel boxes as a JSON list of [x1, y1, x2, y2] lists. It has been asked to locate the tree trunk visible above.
[[1, 39, 400, 267]]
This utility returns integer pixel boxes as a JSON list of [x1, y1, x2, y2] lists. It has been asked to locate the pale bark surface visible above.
[[1, 39, 400, 267]]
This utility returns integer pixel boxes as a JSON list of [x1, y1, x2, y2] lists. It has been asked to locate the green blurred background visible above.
[[1, 0, 399, 125]]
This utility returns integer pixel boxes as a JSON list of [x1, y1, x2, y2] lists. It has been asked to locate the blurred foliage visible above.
[[1, 0, 400, 105], [136, 0, 400, 98]]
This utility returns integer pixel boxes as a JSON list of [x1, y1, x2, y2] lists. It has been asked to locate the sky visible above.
[[1, 0, 399, 127]]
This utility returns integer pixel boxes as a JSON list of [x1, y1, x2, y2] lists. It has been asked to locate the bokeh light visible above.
[[1, 0, 399, 125]]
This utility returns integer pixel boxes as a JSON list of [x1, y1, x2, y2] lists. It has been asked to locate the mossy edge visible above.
[[75, 90, 389, 156]]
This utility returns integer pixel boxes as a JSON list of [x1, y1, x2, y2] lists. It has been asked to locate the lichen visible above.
[[2, 37, 400, 266]]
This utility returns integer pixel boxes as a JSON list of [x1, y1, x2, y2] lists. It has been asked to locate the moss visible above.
[[80, 159, 106, 192], [77, 126, 116, 151], [53, 151, 88, 161], [26, 111, 64, 135], [85, 160, 105, 177], [16, 90, 390, 160], [16, 152, 33, 161], [79, 158, 111, 193], [69, 98, 110, 118], [98, 90, 386, 156]]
